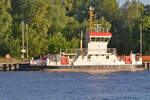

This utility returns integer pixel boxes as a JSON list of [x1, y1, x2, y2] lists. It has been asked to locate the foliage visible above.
[[140, 16, 150, 54], [0, 0, 12, 56], [97, 17, 111, 31], [48, 32, 70, 54], [0, 0, 150, 58], [70, 38, 79, 49]]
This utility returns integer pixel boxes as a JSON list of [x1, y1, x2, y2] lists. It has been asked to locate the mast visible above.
[[89, 6, 96, 32], [89, 7, 93, 32]]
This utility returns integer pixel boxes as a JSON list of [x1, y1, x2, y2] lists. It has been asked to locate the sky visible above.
[[120, 0, 150, 6], [140, 0, 150, 5]]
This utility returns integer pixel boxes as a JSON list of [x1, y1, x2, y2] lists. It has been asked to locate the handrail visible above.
[[60, 48, 117, 55]]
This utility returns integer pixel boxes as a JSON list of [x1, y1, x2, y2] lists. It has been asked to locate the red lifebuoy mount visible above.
[[125, 56, 132, 64], [61, 57, 69, 65]]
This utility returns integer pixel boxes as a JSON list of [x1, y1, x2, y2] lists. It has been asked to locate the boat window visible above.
[[106, 56, 109, 59], [87, 55, 91, 59], [104, 38, 110, 42], [91, 37, 95, 42], [100, 37, 104, 42], [96, 37, 100, 42]]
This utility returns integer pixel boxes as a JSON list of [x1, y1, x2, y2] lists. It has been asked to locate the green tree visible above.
[[11, 0, 50, 57], [9, 23, 22, 57], [91, 0, 119, 22], [48, 32, 70, 54], [121, 0, 144, 24], [97, 17, 111, 31], [62, 17, 80, 41], [28, 29, 48, 57], [140, 16, 150, 54], [48, 0, 70, 34], [70, 38, 79, 49], [0, 0, 12, 56], [110, 0, 144, 54], [31, 0, 50, 34]]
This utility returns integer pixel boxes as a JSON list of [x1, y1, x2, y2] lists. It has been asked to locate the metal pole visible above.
[[80, 31, 83, 53], [26, 24, 29, 59], [140, 25, 142, 56], [22, 21, 25, 61]]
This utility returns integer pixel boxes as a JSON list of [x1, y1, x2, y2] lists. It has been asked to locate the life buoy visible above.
[[125, 56, 132, 64], [61, 57, 69, 65]]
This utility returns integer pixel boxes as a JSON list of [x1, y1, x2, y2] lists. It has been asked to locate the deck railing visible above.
[[60, 48, 117, 55], [87, 27, 109, 33]]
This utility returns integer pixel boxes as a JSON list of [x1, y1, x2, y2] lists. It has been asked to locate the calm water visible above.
[[0, 71, 150, 100]]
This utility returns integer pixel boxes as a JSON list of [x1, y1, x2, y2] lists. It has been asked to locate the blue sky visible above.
[[140, 0, 150, 5], [120, 0, 150, 6]]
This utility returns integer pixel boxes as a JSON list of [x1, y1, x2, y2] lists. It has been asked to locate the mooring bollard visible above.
[[11, 64, 15, 71], [16, 64, 19, 69]]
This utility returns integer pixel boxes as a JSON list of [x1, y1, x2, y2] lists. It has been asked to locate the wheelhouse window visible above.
[[101, 37, 104, 42], [104, 37, 110, 42], [96, 37, 100, 42], [91, 37, 95, 42], [90, 37, 110, 42]]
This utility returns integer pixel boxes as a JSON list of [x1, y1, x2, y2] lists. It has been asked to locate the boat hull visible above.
[[30, 64, 143, 69]]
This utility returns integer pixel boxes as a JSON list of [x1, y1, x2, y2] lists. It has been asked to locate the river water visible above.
[[0, 71, 150, 100]]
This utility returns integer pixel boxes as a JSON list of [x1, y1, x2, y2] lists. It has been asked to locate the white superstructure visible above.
[[30, 28, 142, 67]]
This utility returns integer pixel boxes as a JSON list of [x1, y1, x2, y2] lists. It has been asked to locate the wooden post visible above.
[[11, 64, 15, 71], [16, 64, 19, 70], [145, 62, 148, 70]]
